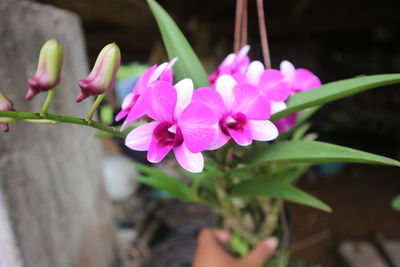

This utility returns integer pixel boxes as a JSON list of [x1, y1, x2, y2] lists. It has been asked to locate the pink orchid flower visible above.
[[245, 60, 292, 114], [192, 75, 278, 148], [280, 60, 321, 94], [116, 58, 177, 131], [274, 60, 322, 132], [209, 45, 250, 85], [125, 79, 218, 173]]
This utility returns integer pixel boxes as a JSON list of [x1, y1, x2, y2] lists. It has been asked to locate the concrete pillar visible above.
[[0, 1, 116, 266]]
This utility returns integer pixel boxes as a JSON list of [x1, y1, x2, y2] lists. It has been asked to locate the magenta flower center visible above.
[[220, 112, 248, 135], [153, 121, 184, 148]]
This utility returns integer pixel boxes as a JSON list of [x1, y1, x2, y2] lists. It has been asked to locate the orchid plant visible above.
[[1, 0, 400, 266]]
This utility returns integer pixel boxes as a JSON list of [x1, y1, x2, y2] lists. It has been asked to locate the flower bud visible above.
[[0, 90, 15, 132], [76, 43, 121, 103], [26, 39, 63, 100]]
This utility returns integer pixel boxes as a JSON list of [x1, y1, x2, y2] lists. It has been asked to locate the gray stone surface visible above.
[[0, 0, 116, 266]]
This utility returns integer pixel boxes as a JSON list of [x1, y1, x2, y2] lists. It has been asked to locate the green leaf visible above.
[[133, 162, 194, 201], [391, 195, 400, 211], [230, 179, 331, 212], [271, 165, 310, 184], [244, 140, 400, 167], [147, 0, 209, 87], [271, 74, 400, 121]]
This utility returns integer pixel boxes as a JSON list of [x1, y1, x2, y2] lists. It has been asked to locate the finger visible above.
[[198, 228, 230, 247], [240, 237, 278, 267], [194, 229, 235, 267], [214, 229, 231, 244]]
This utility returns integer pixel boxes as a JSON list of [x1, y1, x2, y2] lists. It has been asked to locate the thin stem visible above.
[[0, 110, 126, 138], [40, 89, 55, 117], [240, 0, 248, 47], [256, 0, 272, 69], [234, 0, 244, 52], [86, 94, 105, 122]]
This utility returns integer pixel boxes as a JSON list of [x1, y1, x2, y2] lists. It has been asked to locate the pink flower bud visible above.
[[76, 43, 121, 103], [26, 39, 63, 100], [0, 90, 15, 132]]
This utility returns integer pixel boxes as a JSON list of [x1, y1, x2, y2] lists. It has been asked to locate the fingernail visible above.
[[263, 237, 278, 250], [215, 230, 231, 244]]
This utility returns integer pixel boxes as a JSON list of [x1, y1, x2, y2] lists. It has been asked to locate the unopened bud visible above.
[[26, 39, 63, 100], [0, 90, 15, 132], [76, 43, 121, 103]]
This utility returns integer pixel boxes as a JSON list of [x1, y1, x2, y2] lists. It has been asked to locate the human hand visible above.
[[193, 229, 278, 267]]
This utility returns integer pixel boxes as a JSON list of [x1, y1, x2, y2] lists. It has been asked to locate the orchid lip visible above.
[[153, 121, 183, 148], [220, 112, 248, 135]]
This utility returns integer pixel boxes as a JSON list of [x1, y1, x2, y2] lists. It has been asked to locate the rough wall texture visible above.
[[0, 1, 116, 266]]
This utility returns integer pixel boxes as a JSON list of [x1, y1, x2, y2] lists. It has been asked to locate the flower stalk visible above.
[[85, 93, 105, 122], [40, 88, 55, 117], [0, 109, 125, 138]]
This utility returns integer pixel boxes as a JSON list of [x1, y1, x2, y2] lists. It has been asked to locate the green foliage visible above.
[[147, 0, 209, 87], [229, 232, 250, 257], [133, 162, 194, 201], [391, 195, 400, 211], [230, 179, 331, 212], [244, 140, 400, 167], [271, 74, 400, 121]]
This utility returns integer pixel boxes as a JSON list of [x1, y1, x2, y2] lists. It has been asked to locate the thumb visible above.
[[240, 237, 278, 267]]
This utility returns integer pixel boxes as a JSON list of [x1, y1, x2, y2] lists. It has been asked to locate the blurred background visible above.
[[2, 0, 400, 266]]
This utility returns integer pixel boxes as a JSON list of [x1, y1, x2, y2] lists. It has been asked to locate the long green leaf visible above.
[[133, 162, 193, 201], [147, 0, 209, 87], [271, 74, 400, 121], [244, 140, 400, 167], [230, 179, 331, 212]]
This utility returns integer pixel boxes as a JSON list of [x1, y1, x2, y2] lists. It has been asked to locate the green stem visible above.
[[40, 89, 55, 117], [260, 199, 282, 236], [86, 94, 105, 122], [0, 110, 126, 138], [213, 174, 259, 246]]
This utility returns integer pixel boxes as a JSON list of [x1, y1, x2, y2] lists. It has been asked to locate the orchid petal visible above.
[[145, 81, 177, 122], [274, 113, 298, 133], [125, 121, 158, 151], [270, 101, 287, 114], [148, 62, 168, 83], [216, 75, 237, 110], [280, 60, 296, 82], [179, 102, 218, 153], [173, 143, 204, 173], [232, 83, 270, 120], [207, 128, 230, 150], [260, 69, 291, 102], [120, 94, 147, 131], [134, 65, 157, 94], [160, 58, 178, 83], [293, 69, 322, 93], [246, 60, 265, 85], [221, 53, 236, 68], [249, 120, 279, 141], [147, 123, 175, 163], [227, 124, 253, 146], [174, 78, 194, 119], [115, 109, 129, 122], [191, 87, 225, 118], [122, 93, 135, 109]]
